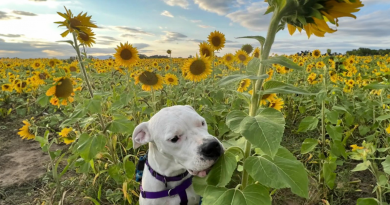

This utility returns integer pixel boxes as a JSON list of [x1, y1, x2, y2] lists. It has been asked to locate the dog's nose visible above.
[[200, 140, 222, 160]]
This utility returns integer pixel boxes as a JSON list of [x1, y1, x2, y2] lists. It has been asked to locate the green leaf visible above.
[[323, 157, 337, 189], [240, 108, 285, 158], [207, 147, 240, 187], [218, 74, 268, 87], [356, 198, 379, 205], [381, 155, 390, 175], [226, 111, 247, 134], [264, 6, 274, 15], [77, 134, 106, 161], [124, 160, 135, 180], [107, 119, 135, 134], [262, 81, 313, 95], [108, 164, 124, 184], [244, 147, 309, 198], [86, 98, 102, 114], [202, 184, 271, 205], [262, 56, 304, 71], [376, 114, 390, 121], [300, 138, 318, 154], [297, 116, 318, 132], [326, 110, 339, 125], [246, 58, 260, 76], [363, 82, 390, 90], [330, 140, 347, 159], [36, 94, 50, 107], [193, 176, 208, 196], [326, 125, 343, 141], [352, 161, 371, 172], [236, 36, 265, 48]]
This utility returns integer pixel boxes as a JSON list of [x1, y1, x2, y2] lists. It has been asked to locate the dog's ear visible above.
[[132, 122, 152, 149]]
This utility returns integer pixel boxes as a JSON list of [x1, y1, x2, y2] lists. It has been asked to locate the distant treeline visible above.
[[346, 48, 390, 56]]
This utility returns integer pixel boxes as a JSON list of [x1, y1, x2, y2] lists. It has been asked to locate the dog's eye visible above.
[[171, 135, 179, 143], [201, 121, 205, 126]]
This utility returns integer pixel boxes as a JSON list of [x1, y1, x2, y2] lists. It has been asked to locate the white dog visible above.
[[132, 105, 224, 205]]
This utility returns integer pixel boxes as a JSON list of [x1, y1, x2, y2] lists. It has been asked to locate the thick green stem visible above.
[[72, 32, 106, 130], [241, 9, 283, 190]]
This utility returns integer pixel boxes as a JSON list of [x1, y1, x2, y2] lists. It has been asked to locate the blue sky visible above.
[[0, 0, 389, 59]]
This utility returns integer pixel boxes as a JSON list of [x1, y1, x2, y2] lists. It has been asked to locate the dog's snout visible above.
[[200, 140, 222, 160]]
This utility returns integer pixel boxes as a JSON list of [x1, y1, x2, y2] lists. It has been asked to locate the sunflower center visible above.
[[70, 66, 77, 71], [4, 85, 9, 89], [226, 56, 232, 62], [79, 32, 89, 41], [254, 52, 259, 58], [120, 49, 133, 60], [211, 36, 221, 47], [69, 18, 82, 29], [189, 60, 206, 75], [55, 78, 74, 98], [261, 94, 271, 100], [202, 48, 211, 57], [168, 78, 174, 82], [21, 82, 27, 88], [35, 63, 40, 67], [39, 73, 47, 80], [139, 71, 158, 85], [238, 54, 246, 62], [49, 61, 55, 67]]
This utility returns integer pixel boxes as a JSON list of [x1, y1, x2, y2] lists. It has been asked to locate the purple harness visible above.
[[140, 160, 193, 205]]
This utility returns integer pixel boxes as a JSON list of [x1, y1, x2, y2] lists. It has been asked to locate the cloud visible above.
[[194, 0, 235, 15], [191, 19, 202, 23], [159, 31, 187, 42], [12, 11, 37, 16], [42, 49, 63, 56], [29, 0, 47, 1], [121, 34, 139, 39], [226, 2, 270, 32], [198, 25, 214, 29], [0, 34, 22, 37], [163, 0, 189, 9], [0, 11, 21, 20], [161, 10, 174, 18], [99, 36, 118, 41], [115, 26, 154, 36]]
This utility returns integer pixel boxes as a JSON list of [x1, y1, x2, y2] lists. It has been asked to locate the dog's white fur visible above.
[[133, 105, 223, 205]]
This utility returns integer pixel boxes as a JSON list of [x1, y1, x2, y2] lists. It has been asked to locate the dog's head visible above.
[[132, 105, 224, 177]]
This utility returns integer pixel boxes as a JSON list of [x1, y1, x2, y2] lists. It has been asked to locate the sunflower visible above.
[[31, 60, 43, 69], [164, 73, 179, 86], [182, 54, 212, 82], [235, 50, 250, 65], [152, 61, 158, 68], [223, 53, 235, 64], [167, 49, 172, 55], [252, 47, 260, 58], [55, 6, 98, 38], [269, 98, 284, 111], [199, 42, 214, 58], [48, 59, 56, 68], [207, 30, 226, 51], [237, 79, 250, 92], [77, 28, 96, 47], [260, 93, 277, 105], [165, 65, 170, 71], [312, 49, 321, 58], [46, 77, 75, 106], [58, 127, 76, 144], [316, 61, 325, 69], [346, 79, 355, 87], [17, 120, 35, 140], [241, 44, 253, 54], [114, 42, 140, 67], [135, 71, 163, 91], [1, 84, 12, 92]]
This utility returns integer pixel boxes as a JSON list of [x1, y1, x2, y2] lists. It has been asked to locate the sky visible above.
[[0, 0, 389, 59]]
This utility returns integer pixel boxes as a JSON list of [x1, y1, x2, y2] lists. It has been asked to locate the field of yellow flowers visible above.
[[2, 1, 390, 205]]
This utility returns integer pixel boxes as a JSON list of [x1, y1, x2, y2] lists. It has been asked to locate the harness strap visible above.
[[140, 176, 193, 204], [145, 160, 189, 187]]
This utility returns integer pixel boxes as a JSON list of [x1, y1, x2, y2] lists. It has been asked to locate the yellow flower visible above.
[[350, 144, 364, 151], [199, 42, 214, 58], [135, 70, 164, 91], [113, 42, 140, 67], [1, 84, 13, 92], [312, 49, 321, 58], [222, 53, 235, 64], [237, 79, 250, 92], [252, 47, 260, 58], [269, 97, 284, 111], [17, 120, 35, 140], [386, 125, 390, 134], [59, 127, 73, 137], [55, 6, 98, 38], [207, 30, 226, 51], [235, 50, 250, 65], [77, 28, 96, 47], [164, 73, 179, 86], [182, 54, 212, 82]]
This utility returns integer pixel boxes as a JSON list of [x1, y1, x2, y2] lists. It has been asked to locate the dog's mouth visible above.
[[188, 166, 213, 178]]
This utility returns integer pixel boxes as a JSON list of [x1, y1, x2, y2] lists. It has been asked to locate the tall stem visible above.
[[241, 9, 282, 190], [72, 32, 106, 130]]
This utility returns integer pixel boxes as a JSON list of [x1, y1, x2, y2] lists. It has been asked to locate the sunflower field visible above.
[[1, 0, 390, 205]]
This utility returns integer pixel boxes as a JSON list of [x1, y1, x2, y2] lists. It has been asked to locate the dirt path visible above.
[[0, 119, 52, 205]]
